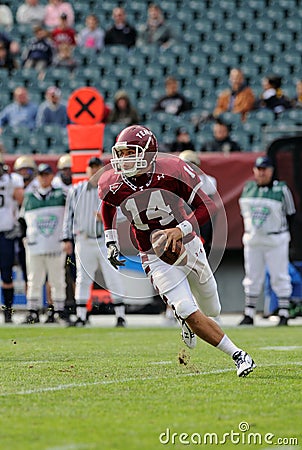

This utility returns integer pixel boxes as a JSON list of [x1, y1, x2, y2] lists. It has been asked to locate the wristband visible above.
[[176, 220, 192, 237]]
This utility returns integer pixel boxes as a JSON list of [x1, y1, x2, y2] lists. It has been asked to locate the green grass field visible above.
[[0, 324, 301, 450]]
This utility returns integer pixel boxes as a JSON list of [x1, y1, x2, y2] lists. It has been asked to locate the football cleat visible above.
[[116, 317, 126, 327], [238, 315, 254, 326], [23, 310, 40, 324], [181, 320, 197, 349], [277, 316, 288, 326], [68, 317, 86, 327], [233, 350, 256, 377]]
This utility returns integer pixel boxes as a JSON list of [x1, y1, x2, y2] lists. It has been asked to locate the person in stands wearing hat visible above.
[[238, 156, 296, 327], [36, 86, 69, 128], [62, 157, 128, 327], [19, 163, 67, 324], [107, 90, 140, 126]]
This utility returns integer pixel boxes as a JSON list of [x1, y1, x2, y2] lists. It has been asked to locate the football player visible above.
[[98, 125, 256, 377], [0, 154, 24, 322]]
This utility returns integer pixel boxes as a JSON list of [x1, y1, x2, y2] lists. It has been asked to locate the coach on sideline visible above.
[[238, 156, 296, 326]]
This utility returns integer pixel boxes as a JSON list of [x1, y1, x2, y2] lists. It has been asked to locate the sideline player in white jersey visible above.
[[62, 157, 127, 327], [0, 154, 24, 322], [98, 124, 256, 377], [52, 154, 73, 194], [239, 155, 296, 326]]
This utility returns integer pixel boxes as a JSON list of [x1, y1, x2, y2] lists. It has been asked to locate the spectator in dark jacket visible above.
[[201, 119, 241, 153], [255, 75, 292, 117], [107, 90, 140, 126], [153, 76, 192, 115], [104, 7, 136, 48], [169, 127, 196, 152], [22, 25, 53, 77]]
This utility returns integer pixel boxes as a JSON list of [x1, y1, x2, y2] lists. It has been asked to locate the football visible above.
[[151, 231, 187, 266]]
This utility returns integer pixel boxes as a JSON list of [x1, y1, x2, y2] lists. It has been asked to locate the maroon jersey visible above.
[[98, 156, 215, 252]]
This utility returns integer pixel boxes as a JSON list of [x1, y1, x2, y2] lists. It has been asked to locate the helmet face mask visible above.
[[111, 125, 158, 177]]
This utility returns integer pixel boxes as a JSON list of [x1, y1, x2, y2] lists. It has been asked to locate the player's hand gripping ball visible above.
[[151, 231, 187, 266]]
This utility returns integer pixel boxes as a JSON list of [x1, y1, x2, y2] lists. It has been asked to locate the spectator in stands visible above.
[[77, 14, 105, 53], [213, 68, 255, 122], [16, 0, 46, 27], [36, 86, 68, 128], [201, 119, 242, 153], [254, 75, 292, 117], [51, 12, 76, 48], [0, 4, 13, 31], [169, 127, 196, 152], [137, 3, 175, 50], [291, 80, 302, 109], [44, 0, 74, 30], [107, 90, 140, 126], [22, 25, 53, 78], [0, 31, 20, 55], [0, 86, 38, 133], [153, 76, 193, 115], [52, 42, 77, 72], [104, 7, 137, 48], [0, 40, 18, 73]]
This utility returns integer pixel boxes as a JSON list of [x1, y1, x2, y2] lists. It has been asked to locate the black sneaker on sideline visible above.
[[238, 315, 254, 326], [277, 316, 288, 326], [116, 317, 126, 327]]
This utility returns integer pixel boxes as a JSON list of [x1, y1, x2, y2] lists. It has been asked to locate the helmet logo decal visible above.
[[136, 129, 153, 139]]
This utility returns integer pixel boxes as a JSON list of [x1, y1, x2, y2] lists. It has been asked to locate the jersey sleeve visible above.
[[11, 172, 24, 188], [176, 160, 216, 227], [282, 184, 296, 216]]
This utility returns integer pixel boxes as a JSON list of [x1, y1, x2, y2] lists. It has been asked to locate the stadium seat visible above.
[[242, 120, 262, 146], [231, 130, 250, 151], [269, 63, 291, 78], [0, 91, 10, 109], [0, 133, 15, 154], [219, 112, 243, 130], [248, 109, 275, 126]]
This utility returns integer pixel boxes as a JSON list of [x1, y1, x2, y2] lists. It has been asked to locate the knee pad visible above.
[[169, 297, 198, 320]]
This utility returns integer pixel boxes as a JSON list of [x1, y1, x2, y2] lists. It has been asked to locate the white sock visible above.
[[114, 304, 125, 319], [76, 306, 87, 321], [216, 334, 241, 357]]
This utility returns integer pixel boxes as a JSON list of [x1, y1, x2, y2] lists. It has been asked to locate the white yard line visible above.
[[1, 361, 301, 397]]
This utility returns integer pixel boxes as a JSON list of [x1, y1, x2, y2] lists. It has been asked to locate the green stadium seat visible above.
[[231, 130, 250, 151], [0, 91, 10, 109], [0, 133, 15, 154], [248, 109, 275, 126]]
